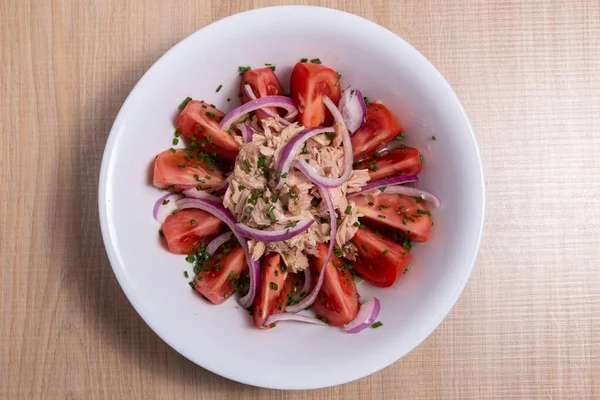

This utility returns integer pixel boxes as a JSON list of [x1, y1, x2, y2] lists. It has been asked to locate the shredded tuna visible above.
[[223, 116, 368, 272]]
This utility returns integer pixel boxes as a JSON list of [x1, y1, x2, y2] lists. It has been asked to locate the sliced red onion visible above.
[[381, 186, 441, 207], [264, 313, 327, 327], [243, 84, 291, 127], [286, 186, 337, 313], [339, 87, 367, 134], [205, 232, 233, 255], [153, 193, 183, 223], [175, 197, 259, 308], [220, 96, 297, 132], [182, 187, 223, 203], [322, 95, 345, 128], [293, 268, 312, 301], [275, 127, 335, 189], [294, 97, 353, 188], [346, 175, 419, 198], [237, 122, 254, 143], [235, 218, 314, 242], [343, 297, 381, 334]]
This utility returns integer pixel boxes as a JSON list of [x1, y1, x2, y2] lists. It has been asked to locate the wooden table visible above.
[[2, 1, 599, 398]]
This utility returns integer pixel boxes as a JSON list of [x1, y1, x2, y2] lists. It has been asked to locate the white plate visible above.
[[99, 6, 485, 390]]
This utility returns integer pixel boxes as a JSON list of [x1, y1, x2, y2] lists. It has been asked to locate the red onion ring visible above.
[[275, 127, 335, 190], [243, 85, 292, 127], [292, 268, 312, 301], [235, 218, 314, 242], [380, 185, 441, 207], [264, 313, 327, 327], [346, 175, 419, 198], [175, 197, 259, 308], [237, 122, 254, 143], [286, 185, 337, 313], [220, 96, 298, 132], [339, 87, 367, 134], [205, 232, 233, 255], [343, 297, 381, 333], [153, 193, 183, 223], [181, 188, 223, 203], [322, 96, 345, 128]]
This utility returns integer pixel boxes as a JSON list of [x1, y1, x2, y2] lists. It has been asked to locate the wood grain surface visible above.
[[1, 0, 600, 398]]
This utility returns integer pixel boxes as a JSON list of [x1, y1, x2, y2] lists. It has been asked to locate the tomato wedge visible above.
[[310, 243, 359, 326], [351, 103, 402, 161], [153, 148, 226, 191], [253, 253, 293, 328], [240, 67, 283, 121], [351, 226, 412, 288], [193, 241, 247, 304], [354, 194, 432, 242], [290, 62, 341, 128], [175, 100, 240, 163], [359, 147, 422, 182], [161, 209, 225, 254]]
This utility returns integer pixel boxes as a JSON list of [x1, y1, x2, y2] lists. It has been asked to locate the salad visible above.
[[151, 60, 440, 333]]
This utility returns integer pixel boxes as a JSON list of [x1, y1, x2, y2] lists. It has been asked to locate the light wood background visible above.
[[1, 0, 599, 399]]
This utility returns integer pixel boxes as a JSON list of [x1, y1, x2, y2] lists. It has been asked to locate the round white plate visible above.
[[99, 6, 485, 390]]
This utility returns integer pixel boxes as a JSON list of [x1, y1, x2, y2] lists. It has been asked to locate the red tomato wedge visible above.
[[354, 194, 432, 242], [253, 253, 293, 328], [361, 147, 422, 182], [351, 226, 412, 288], [351, 103, 402, 161], [310, 243, 359, 326], [290, 62, 341, 128], [193, 242, 247, 304], [153, 148, 226, 191], [161, 209, 225, 254], [240, 67, 283, 121], [175, 100, 240, 163]]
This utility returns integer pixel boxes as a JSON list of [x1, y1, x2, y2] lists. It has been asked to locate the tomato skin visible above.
[[175, 100, 240, 163], [153, 149, 226, 191], [253, 254, 290, 328], [310, 244, 359, 326], [351, 103, 402, 161], [193, 242, 247, 304], [362, 147, 422, 182], [351, 226, 412, 288], [290, 62, 341, 128], [239, 67, 283, 121], [161, 209, 224, 254], [354, 194, 432, 242]]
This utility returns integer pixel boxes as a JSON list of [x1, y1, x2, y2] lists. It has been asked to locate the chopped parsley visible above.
[[300, 58, 308, 63], [162, 199, 170, 205], [344, 205, 352, 215], [368, 202, 374, 206], [244, 159, 252, 171], [310, 58, 322, 64], [404, 263, 412, 274], [353, 222, 360, 227], [238, 185, 246, 191], [363, 96, 370, 106], [238, 65, 251, 75], [311, 197, 322, 208], [158, 229, 164, 237], [268, 205, 276, 221], [382, 249, 389, 255], [371, 321, 383, 329], [417, 209, 432, 216], [269, 282, 278, 290], [178, 96, 192, 110], [334, 248, 343, 257], [432, 135, 437, 140], [378, 186, 387, 192], [205, 111, 215, 118], [420, 154, 425, 164], [265, 63, 276, 71], [215, 84, 222, 92], [257, 156, 266, 168], [190, 219, 196, 226], [169, 147, 176, 153], [336, 71, 342, 79], [378, 214, 386, 219], [184, 271, 189, 278]]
